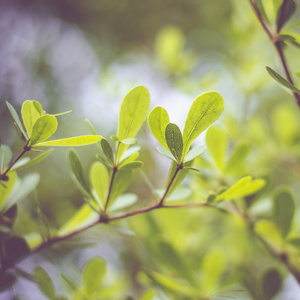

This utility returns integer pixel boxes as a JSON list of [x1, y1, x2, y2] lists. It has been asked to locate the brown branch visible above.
[[248, 0, 300, 108]]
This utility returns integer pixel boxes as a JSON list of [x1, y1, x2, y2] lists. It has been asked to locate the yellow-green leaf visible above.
[[148, 106, 170, 150], [182, 91, 224, 157], [30, 115, 57, 146], [34, 135, 102, 147], [0, 171, 17, 211], [165, 123, 183, 162], [21, 100, 43, 137]]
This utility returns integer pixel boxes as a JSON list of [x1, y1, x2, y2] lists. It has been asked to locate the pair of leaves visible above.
[[148, 92, 224, 162], [216, 176, 265, 202]]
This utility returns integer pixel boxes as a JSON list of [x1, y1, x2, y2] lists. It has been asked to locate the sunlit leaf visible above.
[[90, 162, 109, 207], [182, 91, 224, 157], [266, 66, 300, 94], [21, 100, 43, 137], [254, 219, 283, 246], [69, 150, 90, 197], [101, 139, 114, 165], [119, 146, 140, 164], [117, 86, 150, 159], [148, 106, 170, 150], [216, 176, 265, 201], [118, 161, 143, 170], [30, 115, 57, 146], [34, 266, 57, 300], [273, 188, 295, 239], [83, 256, 106, 295], [277, 0, 296, 32], [34, 135, 102, 147], [206, 125, 227, 171], [165, 123, 183, 162], [120, 138, 138, 145], [6, 101, 28, 140]]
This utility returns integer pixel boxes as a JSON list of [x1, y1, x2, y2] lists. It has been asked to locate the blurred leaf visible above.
[[82, 256, 106, 295], [184, 145, 206, 162], [216, 176, 265, 201], [259, 267, 282, 300], [120, 138, 138, 145], [255, 0, 270, 23], [145, 270, 198, 297], [182, 91, 224, 157], [23, 232, 43, 250], [0, 272, 17, 292], [59, 204, 98, 236], [117, 86, 150, 159], [5, 236, 30, 264], [69, 150, 90, 197], [118, 161, 143, 170], [254, 219, 283, 246], [110, 169, 134, 204], [85, 119, 99, 135], [148, 106, 170, 150], [278, 32, 300, 47], [90, 162, 109, 208], [110, 193, 138, 212], [30, 115, 57, 146], [3, 173, 40, 211], [6, 101, 28, 140], [277, 0, 296, 32], [21, 100, 43, 137], [0, 145, 13, 168], [288, 237, 300, 247], [0, 171, 17, 211], [11, 150, 53, 172], [101, 139, 114, 165], [266, 66, 300, 94], [273, 188, 295, 239], [226, 142, 250, 173], [0, 205, 18, 229], [156, 188, 191, 202], [34, 266, 57, 300], [201, 250, 225, 293], [206, 126, 227, 171], [165, 123, 183, 162], [271, 104, 298, 145], [156, 146, 176, 161], [35, 135, 102, 147], [96, 154, 111, 168]]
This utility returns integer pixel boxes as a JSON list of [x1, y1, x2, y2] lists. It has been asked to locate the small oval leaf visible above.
[[165, 123, 183, 162], [101, 139, 114, 164]]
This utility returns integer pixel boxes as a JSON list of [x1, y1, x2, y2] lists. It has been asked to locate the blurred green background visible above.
[[1, 0, 300, 299]]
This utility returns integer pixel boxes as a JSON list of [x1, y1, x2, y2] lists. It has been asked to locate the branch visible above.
[[248, 0, 300, 108]]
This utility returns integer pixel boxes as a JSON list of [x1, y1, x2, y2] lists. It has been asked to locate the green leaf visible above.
[[34, 135, 102, 147], [0, 145, 13, 168], [110, 193, 138, 212], [206, 125, 227, 171], [156, 146, 176, 161], [216, 176, 265, 201], [259, 268, 282, 300], [110, 135, 119, 142], [226, 142, 250, 173], [201, 251, 225, 293], [82, 256, 106, 295], [90, 162, 109, 208], [148, 106, 170, 150], [182, 91, 224, 157], [156, 187, 191, 202], [266, 66, 300, 94], [117, 86, 150, 159], [277, 0, 296, 32], [85, 119, 98, 135], [278, 33, 300, 47], [30, 115, 57, 146], [0, 272, 17, 292], [59, 203, 98, 236], [0, 171, 17, 210], [11, 150, 53, 172], [165, 123, 183, 162], [96, 154, 111, 168], [34, 266, 57, 300], [184, 145, 206, 162], [118, 161, 143, 170], [21, 100, 43, 137], [101, 139, 114, 165], [69, 150, 90, 197], [273, 188, 295, 239], [119, 146, 140, 164], [6, 101, 28, 140], [120, 138, 138, 145], [51, 110, 72, 117], [110, 169, 134, 205]]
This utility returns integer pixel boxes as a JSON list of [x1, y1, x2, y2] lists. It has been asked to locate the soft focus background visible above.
[[1, 0, 300, 299]]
